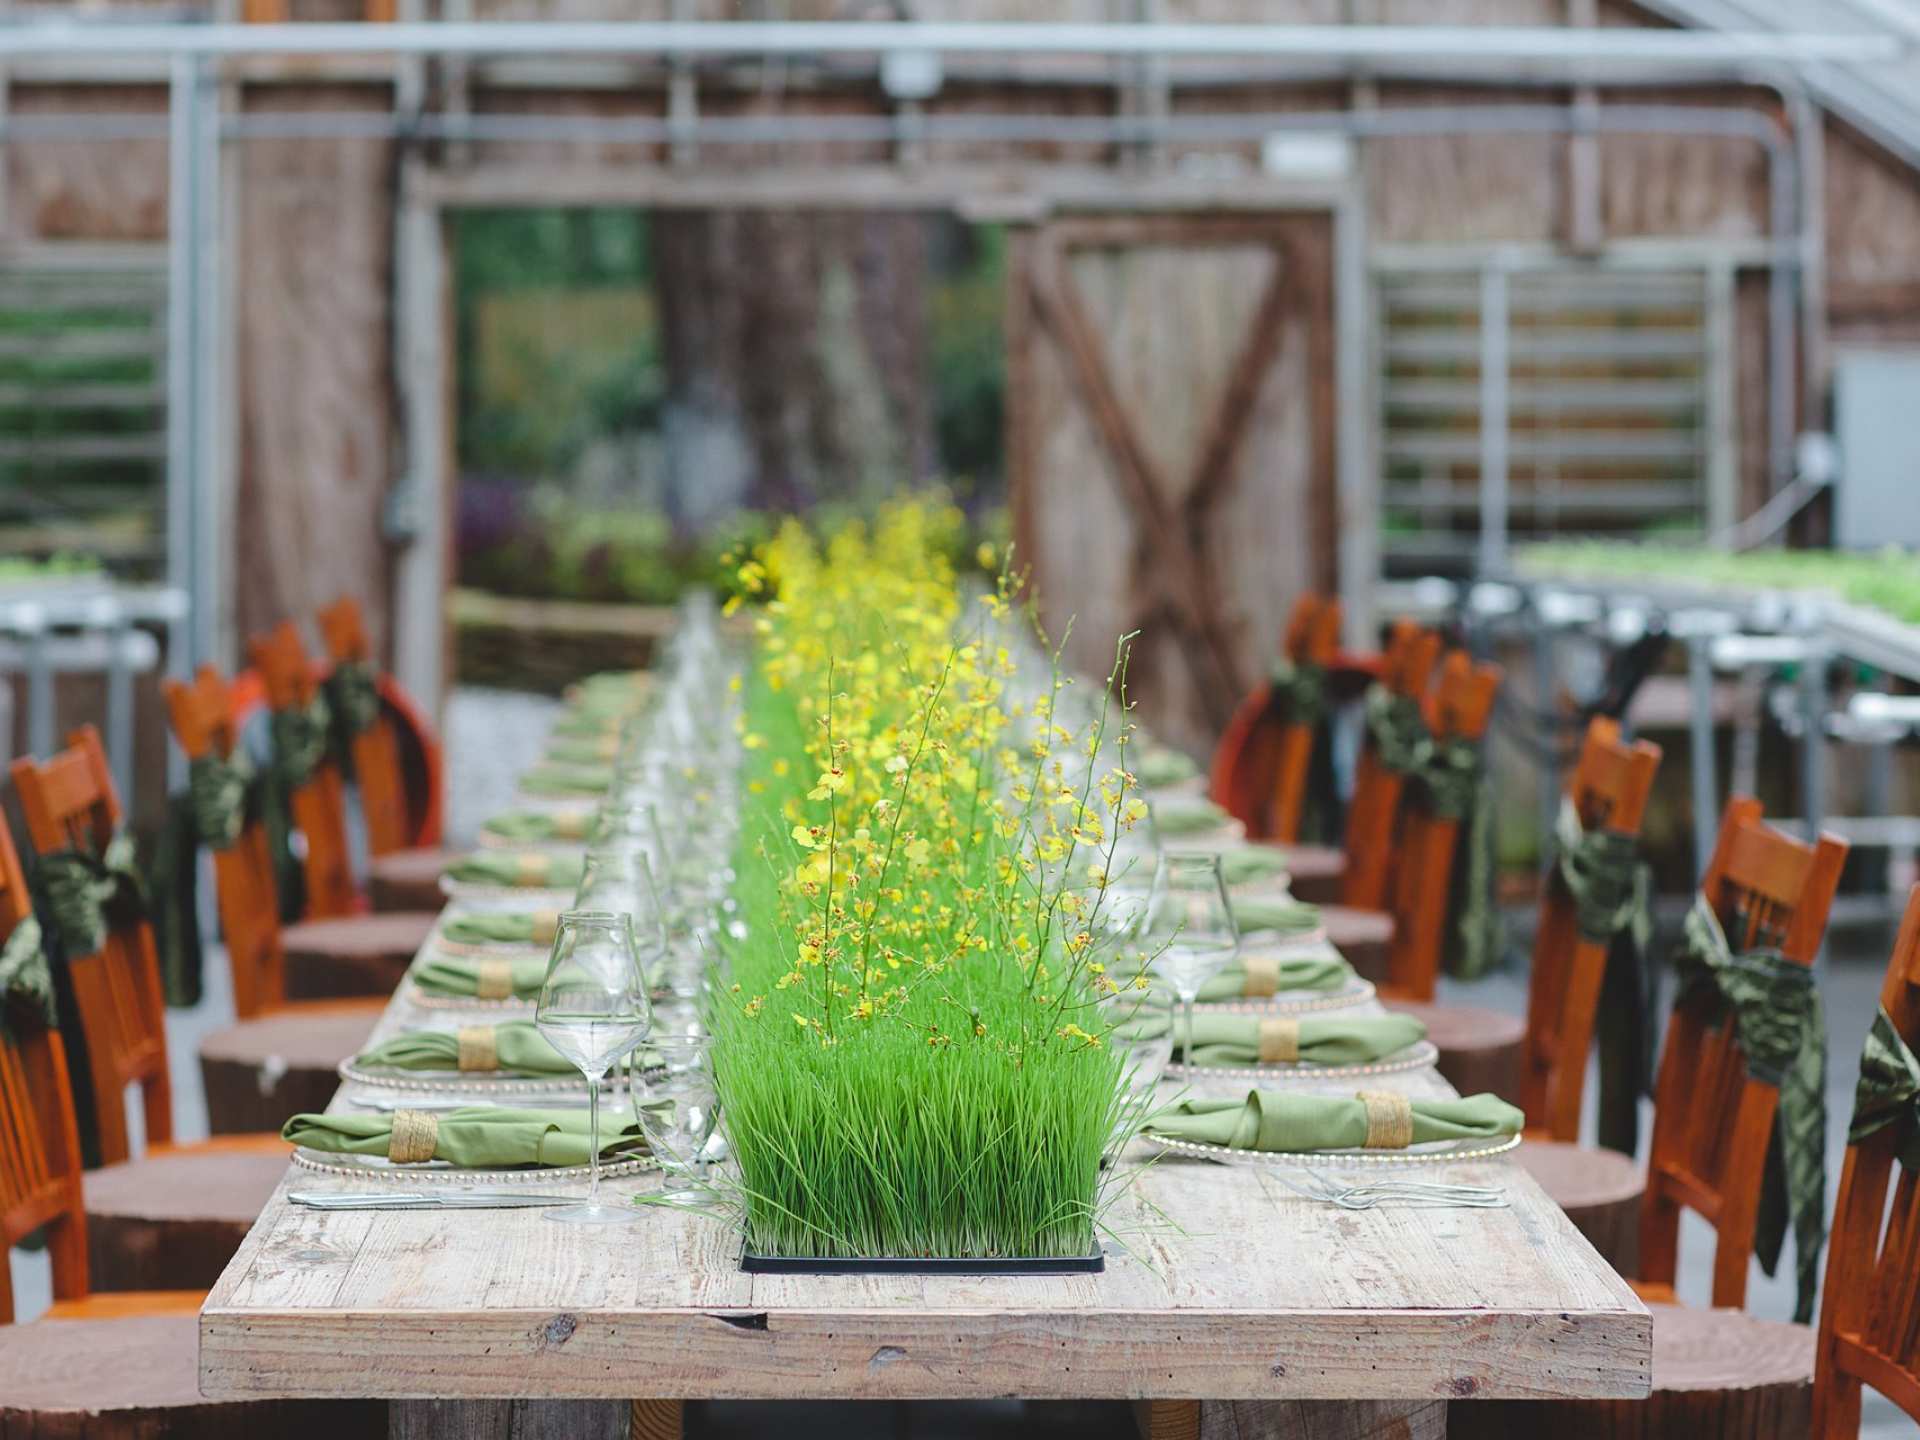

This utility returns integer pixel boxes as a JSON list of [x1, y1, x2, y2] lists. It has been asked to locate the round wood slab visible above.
[[198, 1006, 379, 1135], [1513, 1137, 1644, 1278], [1320, 903, 1394, 982], [83, 1148, 288, 1293], [1281, 843, 1345, 905], [368, 846, 451, 914], [1386, 1000, 1526, 1106], [0, 1314, 386, 1437], [281, 911, 438, 1002]]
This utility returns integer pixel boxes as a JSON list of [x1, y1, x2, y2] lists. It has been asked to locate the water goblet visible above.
[[1143, 851, 1239, 1071], [631, 1033, 720, 1207], [534, 911, 654, 1224]]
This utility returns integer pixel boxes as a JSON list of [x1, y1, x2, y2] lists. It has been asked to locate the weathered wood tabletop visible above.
[[200, 919, 1650, 1437]]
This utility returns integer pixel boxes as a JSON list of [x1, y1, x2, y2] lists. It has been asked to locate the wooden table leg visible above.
[[1140, 1399, 1446, 1439], [389, 1399, 629, 1439], [630, 1398, 685, 1440]]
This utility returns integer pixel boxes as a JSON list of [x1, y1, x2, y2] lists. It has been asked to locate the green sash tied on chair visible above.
[[1553, 798, 1656, 1155], [271, 693, 335, 791], [1269, 659, 1327, 731], [0, 916, 56, 1042], [324, 660, 382, 742], [1412, 734, 1503, 982], [1848, 1007, 1920, 1173], [1363, 684, 1431, 777], [1670, 895, 1828, 1323], [188, 749, 255, 852], [39, 834, 147, 961]]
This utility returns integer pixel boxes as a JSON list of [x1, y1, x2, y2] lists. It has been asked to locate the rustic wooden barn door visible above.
[[1007, 213, 1337, 756]]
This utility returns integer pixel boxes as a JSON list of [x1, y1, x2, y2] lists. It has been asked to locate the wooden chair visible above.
[[1811, 884, 1920, 1438], [0, 942, 379, 1433], [164, 665, 396, 1134], [1210, 593, 1340, 842], [7, 729, 289, 1293], [249, 621, 438, 1003], [1462, 797, 1847, 1440], [1517, 718, 1663, 1144], [317, 595, 451, 914]]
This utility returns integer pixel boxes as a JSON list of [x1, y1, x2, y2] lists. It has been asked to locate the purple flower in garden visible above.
[[456, 475, 527, 556]]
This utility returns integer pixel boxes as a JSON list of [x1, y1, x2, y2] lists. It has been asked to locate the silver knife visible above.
[[289, 1189, 574, 1210]]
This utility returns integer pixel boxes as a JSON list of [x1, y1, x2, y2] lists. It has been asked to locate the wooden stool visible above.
[[1281, 843, 1344, 906], [1512, 1139, 1643, 1277], [9, 728, 309, 1287], [82, 1136, 290, 1293], [0, 1313, 385, 1438], [0, 1017, 378, 1435], [281, 910, 438, 1001], [1387, 1000, 1525, 1107], [1321, 904, 1394, 984], [1448, 1304, 1812, 1438], [368, 845, 450, 912], [198, 1003, 383, 1134]]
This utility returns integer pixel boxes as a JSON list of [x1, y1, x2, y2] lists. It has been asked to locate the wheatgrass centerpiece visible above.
[[714, 502, 1153, 1265]]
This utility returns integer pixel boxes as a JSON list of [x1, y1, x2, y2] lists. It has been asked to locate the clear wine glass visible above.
[[631, 1033, 720, 1207], [1095, 976, 1173, 1137], [1143, 851, 1239, 1071], [574, 846, 670, 992], [534, 911, 654, 1225]]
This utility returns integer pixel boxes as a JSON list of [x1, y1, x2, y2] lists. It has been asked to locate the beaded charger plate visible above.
[[335, 1059, 592, 1096], [438, 877, 576, 905], [407, 986, 535, 1013], [1193, 973, 1377, 1016], [1141, 1131, 1522, 1169], [290, 1149, 656, 1184], [1165, 1037, 1439, 1084], [474, 830, 591, 854], [430, 933, 550, 960]]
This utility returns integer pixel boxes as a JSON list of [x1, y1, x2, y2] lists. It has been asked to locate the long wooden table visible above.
[[200, 915, 1650, 1439]]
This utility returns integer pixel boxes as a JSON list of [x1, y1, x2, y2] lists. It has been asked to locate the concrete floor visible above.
[[5, 688, 1910, 1433]]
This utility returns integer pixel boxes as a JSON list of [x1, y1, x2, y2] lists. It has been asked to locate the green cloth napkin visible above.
[[480, 810, 593, 844], [1231, 894, 1320, 936], [1152, 797, 1234, 837], [1140, 1011, 1425, 1068], [521, 763, 613, 797], [545, 737, 620, 767], [412, 954, 550, 998], [1120, 947, 1352, 1002], [352, 1020, 574, 1075], [551, 712, 622, 739], [444, 852, 585, 889], [1145, 1089, 1523, 1152], [1138, 746, 1200, 789], [282, 1107, 648, 1168], [438, 912, 555, 947], [1222, 848, 1290, 889]]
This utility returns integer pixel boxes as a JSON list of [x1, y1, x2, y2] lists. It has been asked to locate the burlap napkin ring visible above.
[[529, 910, 560, 945], [1256, 1016, 1301, 1063], [1243, 954, 1281, 998], [456, 1026, 499, 1072], [515, 853, 551, 886], [476, 959, 516, 1000], [1357, 1090, 1414, 1150], [388, 1109, 441, 1164]]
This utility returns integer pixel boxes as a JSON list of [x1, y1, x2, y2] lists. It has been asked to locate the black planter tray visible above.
[[740, 1243, 1105, 1276]]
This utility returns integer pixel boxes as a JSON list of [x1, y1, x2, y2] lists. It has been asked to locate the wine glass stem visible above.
[[585, 1074, 601, 1207], [1180, 989, 1197, 1069]]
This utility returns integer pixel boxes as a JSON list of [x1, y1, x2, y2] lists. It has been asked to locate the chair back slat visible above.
[[317, 595, 412, 857], [1813, 887, 1920, 1436], [1637, 796, 1847, 1309], [1379, 651, 1503, 1002], [1519, 719, 1663, 1140], [1266, 595, 1342, 844], [251, 620, 358, 918], [163, 665, 288, 1020], [1339, 621, 1443, 912], [9, 727, 173, 1165]]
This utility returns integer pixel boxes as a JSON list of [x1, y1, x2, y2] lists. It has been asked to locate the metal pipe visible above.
[[164, 50, 196, 684], [1478, 266, 1510, 577], [0, 21, 1902, 63]]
